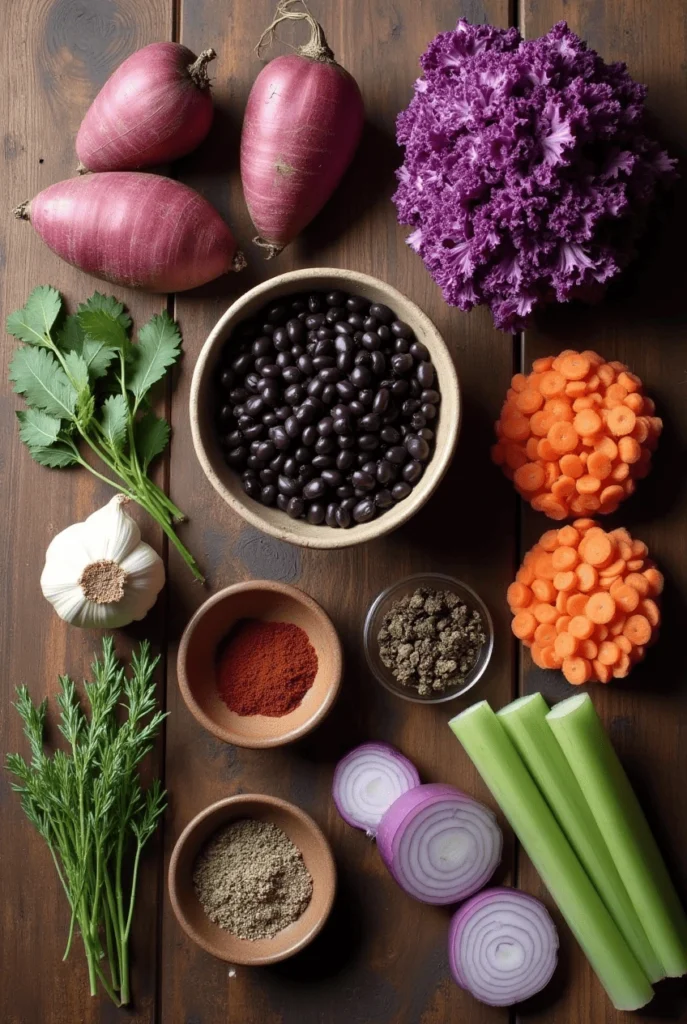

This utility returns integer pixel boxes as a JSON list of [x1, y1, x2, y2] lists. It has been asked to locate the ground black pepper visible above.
[[377, 587, 486, 696]]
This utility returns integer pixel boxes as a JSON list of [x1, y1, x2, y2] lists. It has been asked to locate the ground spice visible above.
[[377, 587, 486, 696], [192, 819, 313, 940], [216, 618, 318, 717]]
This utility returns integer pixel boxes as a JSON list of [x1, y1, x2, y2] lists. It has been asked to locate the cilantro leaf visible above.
[[56, 314, 84, 352], [78, 309, 130, 352], [128, 311, 181, 407], [134, 412, 170, 470], [57, 315, 115, 381], [9, 347, 77, 420], [100, 394, 129, 453], [6, 285, 62, 347], [64, 351, 90, 394], [27, 442, 78, 468], [16, 409, 62, 449], [77, 292, 131, 331]]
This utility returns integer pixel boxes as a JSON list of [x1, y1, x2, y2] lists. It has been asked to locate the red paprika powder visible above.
[[216, 618, 318, 717]]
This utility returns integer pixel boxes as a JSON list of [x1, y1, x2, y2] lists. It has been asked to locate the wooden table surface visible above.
[[1, 1, 686, 1022]]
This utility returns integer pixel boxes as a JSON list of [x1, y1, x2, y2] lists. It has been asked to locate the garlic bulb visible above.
[[41, 495, 165, 628]]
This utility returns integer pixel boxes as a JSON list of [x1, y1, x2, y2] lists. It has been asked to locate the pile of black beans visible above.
[[215, 290, 441, 529]]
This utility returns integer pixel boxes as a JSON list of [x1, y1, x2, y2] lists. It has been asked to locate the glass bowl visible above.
[[363, 573, 494, 705]]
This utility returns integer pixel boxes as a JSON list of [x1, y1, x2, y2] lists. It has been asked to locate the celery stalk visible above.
[[498, 693, 662, 982], [449, 701, 654, 1011], [547, 693, 687, 978]]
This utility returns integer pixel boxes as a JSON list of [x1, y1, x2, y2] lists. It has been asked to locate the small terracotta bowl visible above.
[[177, 580, 342, 748], [169, 794, 337, 965]]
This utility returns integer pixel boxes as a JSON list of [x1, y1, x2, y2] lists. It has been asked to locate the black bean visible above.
[[312, 454, 335, 470], [346, 294, 368, 313], [391, 320, 413, 339], [387, 445, 407, 465], [350, 366, 373, 388], [243, 424, 264, 441], [370, 351, 386, 376], [336, 506, 352, 528], [318, 416, 335, 437], [302, 425, 318, 446], [286, 318, 305, 343], [371, 388, 390, 414], [321, 468, 343, 487], [270, 426, 290, 450], [361, 331, 381, 351], [307, 377, 326, 398], [249, 439, 262, 454], [358, 434, 379, 452], [348, 400, 365, 417], [409, 378, 423, 398], [358, 389, 374, 407], [392, 481, 412, 501], [226, 446, 248, 468], [417, 361, 435, 388], [305, 313, 326, 329], [307, 502, 326, 525], [283, 457, 299, 478], [261, 384, 280, 406], [336, 379, 357, 401], [337, 351, 354, 373], [245, 396, 264, 417], [319, 367, 341, 384], [268, 304, 288, 324], [336, 484, 355, 499], [376, 460, 394, 485], [245, 371, 261, 393], [252, 336, 273, 357], [410, 413, 426, 431], [281, 415, 298, 439], [391, 379, 410, 397], [377, 324, 392, 343], [334, 321, 354, 336], [277, 493, 290, 512], [421, 389, 441, 405], [298, 354, 314, 374], [402, 399, 420, 416], [369, 303, 394, 324], [220, 368, 235, 390], [410, 340, 430, 361], [295, 403, 315, 426], [284, 384, 305, 405], [303, 478, 327, 500], [347, 313, 365, 330], [225, 429, 243, 448], [375, 489, 394, 509], [334, 334, 355, 353], [336, 450, 356, 472], [394, 338, 411, 354], [287, 496, 305, 519], [353, 498, 376, 523], [273, 327, 290, 351], [299, 465, 317, 483], [351, 470, 375, 491], [315, 436, 337, 455], [341, 496, 358, 512], [322, 385, 337, 405], [406, 435, 430, 461], [243, 475, 261, 499], [363, 316, 379, 331], [262, 412, 279, 427], [421, 403, 437, 420], [291, 343, 305, 358], [326, 307, 346, 324], [304, 396, 325, 414], [383, 408, 399, 425], [256, 440, 276, 461], [232, 352, 254, 374], [270, 454, 286, 472], [260, 485, 277, 506], [325, 503, 339, 527], [354, 349, 372, 366], [392, 353, 414, 375], [295, 446, 312, 463], [278, 475, 302, 497], [308, 295, 324, 313], [229, 387, 248, 405], [403, 461, 424, 485], [326, 291, 346, 306], [276, 351, 294, 369], [261, 323, 275, 336], [261, 364, 280, 379], [360, 413, 381, 431]]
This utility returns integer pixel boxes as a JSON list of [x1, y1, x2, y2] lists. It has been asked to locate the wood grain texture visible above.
[[0, 2, 171, 1022], [518, 2, 687, 1022], [162, 2, 516, 1023]]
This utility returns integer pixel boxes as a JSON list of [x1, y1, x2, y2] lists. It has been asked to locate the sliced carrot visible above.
[[539, 531, 560, 552], [609, 361, 628, 373], [606, 383, 629, 404], [540, 645, 561, 669], [610, 616, 627, 637], [573, 396, 595, 412], [615, 634, 632, 654], [567, 593, 589, 617], [569, 615, 594, 640], [575, 563, 598, 593], [548, 421, 579, 453], [631, 417, 650, 444], [559, 454, 584, 479], [599, 558, 626, 579], [530, 644, 547, 668], [624, 392, 644, 414], [586, 451, 612, 480], [641, 598, 660, 627], [581, 350, 604, 366], [616, 370, 641, 393], [554, 632, 578, 659], [516, 563, 535, 586], [630, 644, 646, 663], [592, 660, 613, 684], [511, 373, 528, 392], [555, 615, 571, 635], [552, 546, 579, 571], [532, 357, 554, 374], [537, 438, 559, 462], [573, 518, 597, 533], [552, 475, 576, 501], [534, 622, 557, 646], [559, 353, 591, 380], [643, 567, 664, 596], [625, 572, 650, 597], [502, 415, 531, 441], [504, 444, 529, 471], [555, 589, 569, 613], [624, 478, 636, 497], [599, 575, 621, 591], [585, 592, 616, 624], [579, 638, 598, 660], [624, 614, 652, 646], [558, 525, 580, 548], [512, 611, 537, 640], [531, 495, 569, 520], [585, 373, 601, 393], [571, 493, 601, 514], [626, 558, 644, 572], [597, 640, 621, 666], [607, 405, 636, 437], [597, 364, 617, 387], [577, 474, 601, 494], [565, 380, 587, 398], [514, 462, 546, 492], [539, 371, 567, 398], [516, 389, 544, 415], [532, 578, 556, 603], [534, 603, 558, 625], [544, 462, 561, 488], [631, 538, 649, 559], [599, 485, 625, 507], [593, 436, 618, 460], [563, 656, 592, 685], [554, 570, 577, 593], [525, 436, 541, 461], [643, 396, 656, 415], [544, 398, 574, 421], [579, 532, 613, 567], [507, 582, 533, 608], [618, 436, 641, 464], [613, 653, 632, 678], [573, 409, 602, 437], [530, 410, 557, 437], [594, 624, 609, 642]]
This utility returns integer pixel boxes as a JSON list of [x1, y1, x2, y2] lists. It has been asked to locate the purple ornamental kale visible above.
[[393, 20, 676, 332]]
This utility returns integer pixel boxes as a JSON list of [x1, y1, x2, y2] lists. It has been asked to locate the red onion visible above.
[[333, 743, 420, 836], [240, 0, 364, 258], [14, 173, 243, 292], [376, 783, 502, 905], [449, 888, 558, 1006], [76, 43, 216, 172]]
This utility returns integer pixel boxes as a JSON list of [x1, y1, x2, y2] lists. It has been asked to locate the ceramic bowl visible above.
[[190, 268, 460, 549], [177, 580, 342, 748], [363, 573, 494, 704], [168, 794, 336, 965]]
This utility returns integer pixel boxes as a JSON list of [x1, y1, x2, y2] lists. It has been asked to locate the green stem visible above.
[[94, 959, 122, 1007], [124, 841, 144, 941], [104, 871, 124, 992]]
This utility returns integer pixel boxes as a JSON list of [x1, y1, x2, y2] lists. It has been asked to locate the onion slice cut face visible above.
[[332, 742, 421, 836], [449, 888, 558, 1006], [377, 783, 502, 905]]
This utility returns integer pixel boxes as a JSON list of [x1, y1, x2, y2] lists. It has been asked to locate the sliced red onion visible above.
[[333, 742, 420, 836], [376, 783, 502, 905], [449, 888, 558, 1006]]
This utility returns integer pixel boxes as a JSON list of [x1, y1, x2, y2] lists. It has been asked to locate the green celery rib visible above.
[[449, 701, 653, 1011], [497, 693, 662, 983], [547, 693, 687, 979]]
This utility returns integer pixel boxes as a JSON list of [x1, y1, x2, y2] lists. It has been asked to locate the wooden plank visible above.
[[0, 2, 171, 1022], [518, 3, 687, 1022], [163, 2, 517, 1022]]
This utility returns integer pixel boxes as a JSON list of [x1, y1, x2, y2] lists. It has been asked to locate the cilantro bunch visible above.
[[7, 286, 202, 581], [7, 638, 167, 1006]]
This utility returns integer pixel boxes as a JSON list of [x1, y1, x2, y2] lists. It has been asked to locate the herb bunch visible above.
[[7, 285, 203, 581], [6, 639, 167, 1006]]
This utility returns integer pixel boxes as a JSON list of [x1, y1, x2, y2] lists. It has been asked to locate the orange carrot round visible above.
[[585, 592, 616, 624]]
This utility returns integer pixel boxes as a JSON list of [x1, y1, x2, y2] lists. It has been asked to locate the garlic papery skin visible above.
[[40, 494, 165, 629]]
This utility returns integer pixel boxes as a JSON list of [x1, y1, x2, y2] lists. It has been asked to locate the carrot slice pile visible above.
[[492, 350, 662, 520], [508, 521, 662, 683]]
